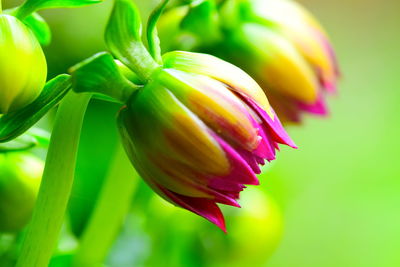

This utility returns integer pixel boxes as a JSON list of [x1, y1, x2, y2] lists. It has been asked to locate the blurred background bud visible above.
[[0, 152, 43, 232], [144, 188, 282, 266]]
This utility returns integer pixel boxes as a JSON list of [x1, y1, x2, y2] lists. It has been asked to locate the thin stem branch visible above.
[[72, 143, 139, 266], [16, 91, 91, 267]]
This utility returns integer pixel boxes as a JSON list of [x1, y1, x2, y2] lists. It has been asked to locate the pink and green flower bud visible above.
[[0, 14, 47, 114], [251, 0, 339, 93], [118, 51, 296, 231], [218, 0, 339, 123], [0, 152, 43, 232]]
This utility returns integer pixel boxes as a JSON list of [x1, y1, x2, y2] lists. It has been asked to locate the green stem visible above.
[[122, 42, 160, 82], [72, 143, 139, 266], [16, 91, 91, 267]]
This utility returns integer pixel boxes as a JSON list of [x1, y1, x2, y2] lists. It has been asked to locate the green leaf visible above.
[[14, 0, 102, 19], [105, 0, 159, 81], [69, 100, 121, 238], [0, 75, 72, 143], [23, 12, 52, 46], [70, 52, 140, 103], [105, 0, 142, 60], [147, 0, 170, 64]]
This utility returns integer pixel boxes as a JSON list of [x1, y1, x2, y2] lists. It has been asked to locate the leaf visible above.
[[14, 0, 102, 19], [147, 0, 170, 64], [70, 52, 140, 103], [105, 0, 158, 81], [105, 0, 142, 59], [0, 75, 72, 143], [69, 100, 121, 237], [23, 12, 52, 46]]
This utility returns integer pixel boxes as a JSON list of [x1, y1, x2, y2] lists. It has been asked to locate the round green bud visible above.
[[0, 152, 43, 232], [0, 14, 47, 114]]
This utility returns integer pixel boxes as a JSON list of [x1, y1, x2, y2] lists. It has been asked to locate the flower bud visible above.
[[244, 0, 340, 122], [118, 51, 296, 231], [158, 0, 339, 123], [0, 152, 43, 232], [0, 14, 47, 114]]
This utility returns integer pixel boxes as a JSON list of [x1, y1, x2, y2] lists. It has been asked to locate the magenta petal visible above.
[[323, 81, 337, 94], [209, 178, 246, 192], [213, 193, 241, 208], [246, 114, 277, 161], [235, 148, 262, 174], [244, 97, 297, 148], [297, 94, 329, 116], [255, 156, 265, 165], [159, 186, 226, 232], [211, 133, 260, 185]]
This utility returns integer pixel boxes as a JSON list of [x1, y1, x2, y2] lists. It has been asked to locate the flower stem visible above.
[[16, 91, 91, 267], [72, 143, 139, 266]]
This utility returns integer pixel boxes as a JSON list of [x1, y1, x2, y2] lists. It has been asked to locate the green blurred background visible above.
[[4, 0, 400, 266]]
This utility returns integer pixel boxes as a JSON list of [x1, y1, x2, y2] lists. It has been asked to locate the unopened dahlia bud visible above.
[[0, 152, 43, 232], [118, 51, 296, 231], [158, 0, 339, 123], [218, 0, 339, 122], [0, 14, 47, 114]]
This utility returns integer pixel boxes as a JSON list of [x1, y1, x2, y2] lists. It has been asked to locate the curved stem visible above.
[[72, 143, 139, 266], [16, 91, 91, 267]]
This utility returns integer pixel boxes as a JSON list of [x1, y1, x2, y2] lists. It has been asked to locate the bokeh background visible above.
[[4, 0, 400, 266]]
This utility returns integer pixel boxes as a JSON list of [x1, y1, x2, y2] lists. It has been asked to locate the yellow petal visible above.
[[163, 51, 274, 118], [243, 23, 319, 104]]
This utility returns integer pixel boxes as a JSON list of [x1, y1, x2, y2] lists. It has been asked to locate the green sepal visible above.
[[180, 0, 221, 44], [14, 0, 102, 19], [147, 0, 170, 64], [70, 52, 140, 103], [23, 12, 52, 46], [0, 75, 72, 143], [105, 0, 159, 81], [3, 9, 52, 46]]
